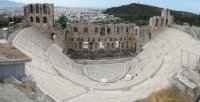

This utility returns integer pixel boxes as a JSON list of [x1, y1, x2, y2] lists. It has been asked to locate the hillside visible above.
[[104, 3, 200, 26], [0, 0, 25, 8]]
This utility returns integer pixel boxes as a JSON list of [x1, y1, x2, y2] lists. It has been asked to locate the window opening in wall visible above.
[[166, 19, 169, 26], [100, 27, 105, 36], [30, 5, 33, 13], [74, 27, 78, 32], [84, 28, 88, 33], [107, 28, 111, 34], [95, 27, 98, 33], [155, 19, 159, 27], [117, 27, 120, 33], [161, 19, 164, 26], [112, 43, 114, 49], [36, 17, 40, 23], [89, 42, 93, 49], [43, 4, 47, 14], [36, 4, 39, 14], [126, 28, 129, 33], [30, 17, 33, 22], [43, 17, 47, 23]]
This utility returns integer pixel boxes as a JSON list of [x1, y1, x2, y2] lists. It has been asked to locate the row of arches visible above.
[[70, 37, 133, 42], [30, 16, 47, 23], [72, 41, 131, 49], [73, 27, 131, 36], [155, 18, 169, 27], [30, 4, 48, 14]]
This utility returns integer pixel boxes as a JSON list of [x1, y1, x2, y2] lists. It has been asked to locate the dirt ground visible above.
[[0, 43, 28, 59]]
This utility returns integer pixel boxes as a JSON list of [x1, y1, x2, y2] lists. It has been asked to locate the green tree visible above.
[[13, 16, 23, 24], [58, 15, 67, 30], [0, 16, 9, 28]]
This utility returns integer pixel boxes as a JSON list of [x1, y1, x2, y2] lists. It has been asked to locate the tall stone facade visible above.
[[65, 23, 140, 58], [24, 3, 55, 39], [149, 9, 173, 38], [65, 9, 173, 58]]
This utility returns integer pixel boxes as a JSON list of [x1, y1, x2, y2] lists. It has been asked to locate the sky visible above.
[[11, 0, 200, 14]]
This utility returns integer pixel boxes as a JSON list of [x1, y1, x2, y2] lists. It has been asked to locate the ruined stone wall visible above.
[[24, 3, 54, 39], [65, 22, 140, 58], [138, 26, 151, 49], [53, 24, 65, 47], [149, 9, 173, 39]]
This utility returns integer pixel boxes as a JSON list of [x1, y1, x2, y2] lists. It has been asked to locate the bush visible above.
[[147, 85, 191, 102]]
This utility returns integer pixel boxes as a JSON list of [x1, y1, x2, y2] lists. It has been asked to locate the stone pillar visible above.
[[135, 26, 140, 53]]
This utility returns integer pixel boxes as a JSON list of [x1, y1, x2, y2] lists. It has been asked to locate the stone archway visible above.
[[166, 19, 169, 26]]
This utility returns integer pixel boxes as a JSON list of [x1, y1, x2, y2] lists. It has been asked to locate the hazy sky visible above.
[[11, 0, 200, 14]]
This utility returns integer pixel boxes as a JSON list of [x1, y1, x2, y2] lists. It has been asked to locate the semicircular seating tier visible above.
[[12, 27, 200, 102]]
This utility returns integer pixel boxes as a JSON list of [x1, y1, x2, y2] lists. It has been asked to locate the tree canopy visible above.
[[58, 15, 67, 30]]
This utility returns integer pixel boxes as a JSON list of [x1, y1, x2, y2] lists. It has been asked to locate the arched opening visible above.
[[166, 19, 169, 26], [43, 17, 47, 23], [110, 38, 112, 41], [135, 29, 138, 36], [36, 4, 39, 14], [30, 17, 33, 22], [89, 42, 93, 49], [100, 27, 105, 36], [107, 27, 111, 34], [117, 27, 120, 33], [30, 5, 33, 13], [36, 17, 40, 23], [155, 19, 159, 27], [43, 4, 47, 14], [74, 27, 78, 32], [161, 19, 164, 26], [95, 27, 98, 33], [84, 27, 88, 33], [126, 28, 129, 33], [112, 43, 114, 49]]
